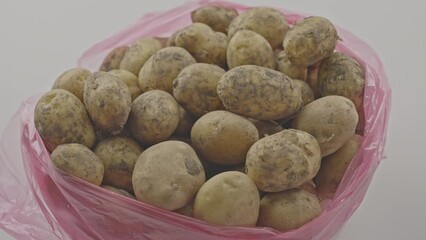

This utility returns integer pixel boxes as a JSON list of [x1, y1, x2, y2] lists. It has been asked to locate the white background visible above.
[[1, 0, 425, 239]]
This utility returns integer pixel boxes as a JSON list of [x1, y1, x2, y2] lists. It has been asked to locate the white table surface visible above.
[[1, 1, 424, 239]]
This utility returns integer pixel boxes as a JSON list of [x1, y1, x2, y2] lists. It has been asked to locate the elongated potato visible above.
[[228, 8, 288, 49], [173, 63, 225, 117], [132, 141, 205, 210], [84, 72, 132, 135], [316, 134, 362, 199], [191, 111, 259, 165], [293, 79, 315, 106], [52, 68, 91, 102], [99, 46, 129, 72], [217, 65, 302, 120], [249, 119, 283, 138], [120, 37, 163, 76], [51, 143, 104, 186], [139, 47, 196, 94], [227, 30, 275, 69], [246, 129, 321, 192], [108, 69, 141, 101], [275, 50, 307, 80], [292, 96, 358, 156], [191, 6, 238, 33], [128, 90, 180, 145], [283, 16, 338, 67], [34, 89, 95, 151]]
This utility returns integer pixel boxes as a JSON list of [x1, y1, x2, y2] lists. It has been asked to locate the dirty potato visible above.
[[52, 68, 91, 102], [108, 69, 142, 101], [191, 6, 238, 33], [275, 50, 307, 80], [99, 46, 129, 71]]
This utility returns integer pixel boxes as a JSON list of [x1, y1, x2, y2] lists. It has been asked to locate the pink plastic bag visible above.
[[0, 0, 391, 239]]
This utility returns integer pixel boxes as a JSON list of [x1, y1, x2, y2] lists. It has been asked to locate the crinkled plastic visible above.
[[0, 0, 391, 239]]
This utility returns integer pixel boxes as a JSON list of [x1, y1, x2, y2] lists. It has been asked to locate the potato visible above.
[[84, 72, 131, 135], [102, 185, 136, 199], [120, 37, 163, 76], [132, 141, 205, 210], [292, 96, 358, 156], [34, 89, 95, 151], [175, 23, 228, 67], [173, 63, 225, 117], [191, 6, 238, 33], [191, 111, 259, 165], [174, 199, 194, 217], [128, 90, 180, 145], [174, 105, 196, 137], [316, 134, 362, 199], [307, 61, 322, 98], [293, 79, 315, 106], [94, 136, 143, 192], [99, 46, 129, 72], [228, 8, 288, 49], [193, 171, 260, 226], [139, 47, 196, 94], [258, 189, 322, 231], [246, 129, 321, 192], [108, 69, 141, 101], [283, 16, 338, 67], [217, 65, 302, 120], [249, 119, 283, 138], [52, 68, 91, 102], [275, 50, 307, 80], [51, 143, 104, 185]]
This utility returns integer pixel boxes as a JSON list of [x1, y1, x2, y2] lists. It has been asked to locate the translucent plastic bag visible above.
[[0, 0, 391, 239]]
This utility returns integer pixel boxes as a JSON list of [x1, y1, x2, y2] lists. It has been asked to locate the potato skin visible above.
[[258, 189, 322, 231], [94, 136, 143, 192], [51, 143, 104, 186], [132, 141, 205, 210], [34, 89, 95, 151], [138, 47, 195, 94], [228, 8, 288, 49], [52, 68, 91, 102], [84, 72, 132, 135], [246, 129, 321, 192], [191, 6, 238, 33], [292, 96, 358, 156], [174, 105, 196, 137], [175, 23, 228, 67], [108, 69, 141, 101], [249, 119, 283, 138], [275, 50, 307, 80], [120, 38, 163, 76], [99, 46, 129, 72], [193, 171, 260, 227], [227, 30, 275, 69], [217, 65, 302, 120], [191, 111, 259, 165], [173, 63, 225, 117], [293, 80, 315, 106], [283, 16, 338, 67], [102, 185, 135, 199], [316, 134, 362, 199], [128, 90, 180, 145]]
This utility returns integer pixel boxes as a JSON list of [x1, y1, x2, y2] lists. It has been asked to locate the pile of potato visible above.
[[34, 6, 365, 231]]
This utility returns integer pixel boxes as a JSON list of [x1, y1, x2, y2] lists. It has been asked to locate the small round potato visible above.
[[292, 96, 359, 156], [102, 185, 136, 199], [293, 80, 315, 106], [227, 30, 275, 69], [173, 63, 225, 117], [108, 69, 142, 101], [191, 6, 238, 33], [283, 16, 338, 67], [132, 141, 205, 210], [246, 129, 321, 192], [52, 68, 91, 102], [34, 89, 95, 151], [217, 65, 302, 120], [249, 119, 283, 138], [316, 134, 362, 199], [275, 50, 307, 80], [99, 46, 129, 72], [128, 90, 180, 145], [84, 72, 132, 135], [228, 8, 288, 49], [120, 37, 163, 76], [138, 47, 196, 94], [193, 171, 260, 227], [191, 111, 259, 165], [51, 143, 104, 186], [258, 189, 322, 231], [94, 136, 143, 192], [174, 105, 196, 137], [175, 23, 228, 67]]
